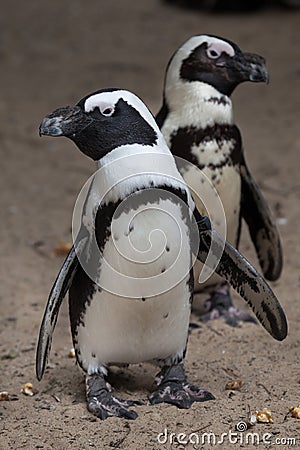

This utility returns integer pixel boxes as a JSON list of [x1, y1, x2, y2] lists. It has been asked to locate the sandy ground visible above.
[[0, 1, 299, 449]]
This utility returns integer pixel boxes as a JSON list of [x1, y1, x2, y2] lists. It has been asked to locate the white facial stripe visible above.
[[84, 96, 103, 113], [88, 101, 114, 115], [207, 40, 235, 57], [84, 90, 160, 134], [85, 98, 115, 115], [174, 35, 235, 62]]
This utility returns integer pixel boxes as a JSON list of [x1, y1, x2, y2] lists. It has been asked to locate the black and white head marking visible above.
[[39, 88, 160, 161], [165, 34, 268, 97]]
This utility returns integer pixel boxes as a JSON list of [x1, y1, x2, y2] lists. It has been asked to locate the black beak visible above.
[[39, 105, 82, 137], [238, 52, 269, 84]]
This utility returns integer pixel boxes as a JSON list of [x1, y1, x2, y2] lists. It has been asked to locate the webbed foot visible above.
[[86, 374, 142, 420], [149, 363, 214, 409], [200, 284, 256, 327]]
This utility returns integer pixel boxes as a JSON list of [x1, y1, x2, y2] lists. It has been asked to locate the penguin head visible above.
[[39, 89, 159, 160], [165, 35, 269, 97]]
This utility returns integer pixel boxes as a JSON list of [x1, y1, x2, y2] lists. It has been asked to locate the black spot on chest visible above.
[[169, 124, 242, 170], [206, 96, 231, 107]]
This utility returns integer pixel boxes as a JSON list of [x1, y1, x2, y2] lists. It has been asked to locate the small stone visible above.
[[225, 379, 243, 391], [54, 241, 72, 257], [255, 408, 273, 423], [68, 348, 76, 358], [0, 391, 9, 401], [21, 382, 35, 397], [289, 405, 300, 419]]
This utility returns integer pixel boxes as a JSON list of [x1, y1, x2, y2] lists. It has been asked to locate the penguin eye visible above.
[[101, 106, 115, 117], [87, 105, 115, 120], [206, 48, 221, 60]]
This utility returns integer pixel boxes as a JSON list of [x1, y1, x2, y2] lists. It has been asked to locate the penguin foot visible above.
[[149, 363, 214, 409], [200, 284, 256, 327], [86, 374, 141, 420]]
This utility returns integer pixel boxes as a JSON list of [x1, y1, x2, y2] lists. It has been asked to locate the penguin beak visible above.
[[218, 51, 269, 86], [225, 53, 269, 83], [243, 52, 269, 83], [39, 106, 82, 137]]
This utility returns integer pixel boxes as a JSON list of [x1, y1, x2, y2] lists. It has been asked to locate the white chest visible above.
[[75, 196, 193, 373]]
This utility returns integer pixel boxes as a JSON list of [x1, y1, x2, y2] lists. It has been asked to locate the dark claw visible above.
[[121, 399, 144, 407], [200, 290, 256, 327], [149, 382, 214, 408], [149, 382, 192, 408], [149, 363, 214, 409], [183, 382, 215, 401], [88, 396, 138, 420], [86, 375, 139, 420]]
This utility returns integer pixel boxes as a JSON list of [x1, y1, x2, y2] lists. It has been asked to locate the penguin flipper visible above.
[[36, 237, 87, 381], [194, 212, 287, 341], [240, 161, 282, 281], [155, 101, 169, 128]]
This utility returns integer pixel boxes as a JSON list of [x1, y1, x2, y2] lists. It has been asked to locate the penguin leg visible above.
[[200, 283, 257, 327], [149, 363, 214, 408], [86, 374, 141, 420]]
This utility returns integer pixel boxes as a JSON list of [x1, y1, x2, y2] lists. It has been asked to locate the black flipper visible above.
[[240, 160, 282, 281], [36, 237, 87, 381], [194, 212, 287, 341], [155, 101, 169, 128]]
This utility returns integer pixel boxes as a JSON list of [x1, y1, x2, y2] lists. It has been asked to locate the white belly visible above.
[[76, 281, 191, 372], [75, 197, 192, 373]]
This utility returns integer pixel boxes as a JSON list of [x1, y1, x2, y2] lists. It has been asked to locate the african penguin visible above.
[[156, 35, 283, 326], [37, 88, 287, 420]]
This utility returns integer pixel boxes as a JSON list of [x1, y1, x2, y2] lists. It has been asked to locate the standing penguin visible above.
[[157, 35, 282, 325], [37, 88, 287, 420]]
